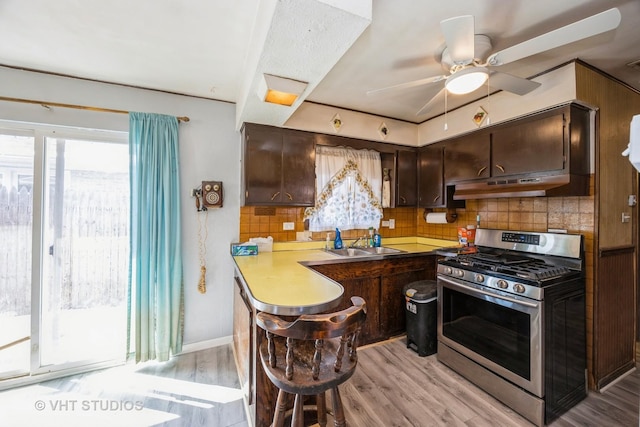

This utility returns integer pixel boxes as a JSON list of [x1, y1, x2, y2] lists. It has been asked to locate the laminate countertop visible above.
[[232, 238, 453, 316]]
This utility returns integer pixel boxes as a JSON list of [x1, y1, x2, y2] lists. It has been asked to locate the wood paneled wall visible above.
[[575, 61, 640, 389], [595, 247, 636, 389]]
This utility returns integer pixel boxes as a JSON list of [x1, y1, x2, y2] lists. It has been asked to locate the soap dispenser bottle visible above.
[[334, 228, 343, 249], [373, 229, 381, 247]]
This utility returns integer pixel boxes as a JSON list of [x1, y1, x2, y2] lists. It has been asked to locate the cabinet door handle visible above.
[[433, 195, 440, 203], [495, 164, 505, 173], [285, 192, 293, 200], [400, 196, 406, 204], [477, 166, 487, 176], [270, 191, 280, 201]]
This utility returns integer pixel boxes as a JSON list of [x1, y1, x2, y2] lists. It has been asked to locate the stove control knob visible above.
[[497, 280, 508, 289], [455, 269, 464, 278], [513, 284, 526, 294], [474, 274, 484, 283], [444, 267, 453, 275]]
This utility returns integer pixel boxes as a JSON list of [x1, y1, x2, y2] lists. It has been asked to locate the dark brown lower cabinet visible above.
[[309, 254, 437, 345], [381, 269, 431, 337], [335, 276, 382, 341], [232, 277, 253, 406]]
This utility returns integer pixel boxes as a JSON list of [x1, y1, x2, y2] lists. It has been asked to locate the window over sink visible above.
[[304, 146, 383, 231]]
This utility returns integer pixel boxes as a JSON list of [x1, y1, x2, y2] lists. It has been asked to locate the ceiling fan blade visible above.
[[487, 7, 621, 66], [416, 87, 446, 116], [366, 75, 446, 96], [440, 15, 475, 65], [488, 71, 541, 95]]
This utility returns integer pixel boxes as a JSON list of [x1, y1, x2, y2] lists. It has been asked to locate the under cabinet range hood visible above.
[[452, 173, 589, 200], [448, 103, 593, 200]]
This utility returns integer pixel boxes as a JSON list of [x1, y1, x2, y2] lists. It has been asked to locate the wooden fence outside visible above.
[[0, 184, 129, 316]]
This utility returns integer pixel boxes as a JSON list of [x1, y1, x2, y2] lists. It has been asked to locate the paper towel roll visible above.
[[425, 212, 448, 224]]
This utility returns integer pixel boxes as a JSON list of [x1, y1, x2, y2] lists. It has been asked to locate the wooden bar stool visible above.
[[256, 296, 367, 427]]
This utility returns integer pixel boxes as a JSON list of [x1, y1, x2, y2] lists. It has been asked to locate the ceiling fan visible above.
[[367, 8, 622, 116]]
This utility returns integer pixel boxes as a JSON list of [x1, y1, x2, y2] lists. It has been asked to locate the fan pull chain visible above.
[[197, 208, 209, 294], [444, 90, 448, 131], [486, 75, 491, 125]]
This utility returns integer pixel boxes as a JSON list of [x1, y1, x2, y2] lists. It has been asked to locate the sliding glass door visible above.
[[0, 132, 34, 379], [0, 127, 129, 382]]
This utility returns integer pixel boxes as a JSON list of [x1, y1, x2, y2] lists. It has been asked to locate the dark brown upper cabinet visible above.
[[491, 109, 566, 177], [396, 150, 417, 207], [443, 132, 491, 183], [491, 104, 589, 178], [418, 143, 444, 208], [242, 123, 316, 206], [438, 103, 590, 199]]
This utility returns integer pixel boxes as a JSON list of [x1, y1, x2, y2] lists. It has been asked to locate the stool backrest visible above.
[[256, 296, 366, 340], [256, 296, 367, 380]]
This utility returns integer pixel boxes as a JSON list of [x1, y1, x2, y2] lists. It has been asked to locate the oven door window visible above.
[[441, 286, 532, 380]]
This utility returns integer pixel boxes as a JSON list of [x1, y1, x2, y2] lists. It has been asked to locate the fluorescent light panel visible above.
[[258, 74, 308, 106]]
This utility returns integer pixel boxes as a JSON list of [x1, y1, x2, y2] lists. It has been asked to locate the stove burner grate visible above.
[[496, 264, 572, 280], [452, 253, 574, 281]]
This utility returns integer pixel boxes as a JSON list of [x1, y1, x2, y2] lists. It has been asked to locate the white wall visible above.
[[0, 67, 241, 346], [285, 101, 418, 146]]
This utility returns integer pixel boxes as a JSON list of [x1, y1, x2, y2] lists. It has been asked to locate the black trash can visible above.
[[403, 280, 437, 356]]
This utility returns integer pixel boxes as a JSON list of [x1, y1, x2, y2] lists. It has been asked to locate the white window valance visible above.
[[304, 146, 382, 232]]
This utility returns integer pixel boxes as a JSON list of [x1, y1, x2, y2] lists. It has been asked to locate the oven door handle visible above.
[[439, 275, 539, 309]]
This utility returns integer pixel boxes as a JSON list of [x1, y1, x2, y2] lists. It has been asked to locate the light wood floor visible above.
[[0, 339, 637, 427], [0, 345, 248, 427], [340, 337, 639, 427]]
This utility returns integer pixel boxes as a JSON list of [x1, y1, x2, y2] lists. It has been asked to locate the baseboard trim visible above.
[[179, 335, 233, 355], [598, 366, 637, 393]]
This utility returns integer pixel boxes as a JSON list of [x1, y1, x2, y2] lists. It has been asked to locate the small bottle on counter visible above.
[[373, 229, 381, 247], [334, 228, 343, 249]]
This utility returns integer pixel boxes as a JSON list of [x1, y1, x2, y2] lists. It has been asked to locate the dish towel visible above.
[[382, 168, 391, 208]]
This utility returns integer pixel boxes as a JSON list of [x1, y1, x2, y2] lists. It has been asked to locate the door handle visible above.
[[270, 191, 280, 201], [495, 164, 505, 173], [285, 192, 293, 200], [433, 195, 441, 203], [477, 166, 487, 176]]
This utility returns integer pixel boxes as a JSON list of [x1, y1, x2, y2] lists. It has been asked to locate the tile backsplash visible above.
[[239, 176, 594, 245], [238, 206, 417, 243]]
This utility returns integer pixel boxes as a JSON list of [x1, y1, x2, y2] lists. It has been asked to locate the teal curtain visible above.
[[127, 112, 183, 362]]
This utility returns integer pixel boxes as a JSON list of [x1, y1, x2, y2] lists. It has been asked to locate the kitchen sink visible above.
[[360, 246, 405, 255], [325, 248, 371, 257], [325, 247, 406, 257]]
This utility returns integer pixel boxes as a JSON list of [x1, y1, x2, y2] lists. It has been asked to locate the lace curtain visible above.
[[304, 146, 383, 231]]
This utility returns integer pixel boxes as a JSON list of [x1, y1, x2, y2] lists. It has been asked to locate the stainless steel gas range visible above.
[[437, 228, 586, 426]]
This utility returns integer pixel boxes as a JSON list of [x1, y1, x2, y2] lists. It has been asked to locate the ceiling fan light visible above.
[[445, 67, 488, 94]]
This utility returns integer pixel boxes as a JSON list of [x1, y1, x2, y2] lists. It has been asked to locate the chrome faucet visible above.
[[350, 235, 368, 248]]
